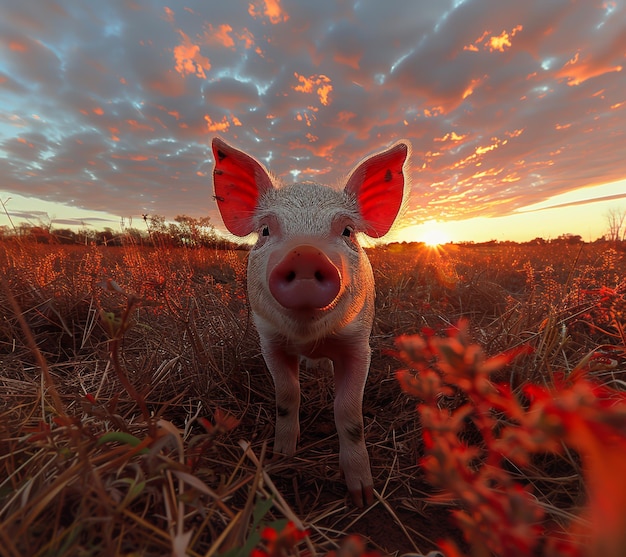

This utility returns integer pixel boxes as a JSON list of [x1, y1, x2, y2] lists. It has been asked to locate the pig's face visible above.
[[212, 137, 410, 344], [248, 181, 373, 342]]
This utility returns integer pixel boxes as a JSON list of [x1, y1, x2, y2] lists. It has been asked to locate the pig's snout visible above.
[[269, 245, 341, 310]]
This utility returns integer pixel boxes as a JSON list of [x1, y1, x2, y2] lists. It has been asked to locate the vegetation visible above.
[[0, 214, 241, 249], [1, 237, 625, 556]]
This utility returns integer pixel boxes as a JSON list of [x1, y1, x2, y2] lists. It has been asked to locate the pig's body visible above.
[[212, 138, 410, 506]]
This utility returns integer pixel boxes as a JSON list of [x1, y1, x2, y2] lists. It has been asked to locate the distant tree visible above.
[[29, 226, 55, 244], [555, 233, 583, 244], [53, 228, 78, 244], [122, 227, 146, 246], [147, 214, 167, 234], [96, 228, 118, 246], [605, 208, 626, 243], [171, 215, 215, 247], [75, 227, 97, 245], [17, 222, 32, 237], [188, 215, 214, 246]]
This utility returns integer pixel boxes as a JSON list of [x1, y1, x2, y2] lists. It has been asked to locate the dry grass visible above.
[[1, 239, 624, 556]]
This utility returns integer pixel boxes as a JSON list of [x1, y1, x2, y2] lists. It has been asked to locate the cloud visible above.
[[0, 0, 624, 229], [520, 192, 626, 213], [248, 0, 289, 24], [173, 30, 211, 79], [203, 77, 260, 107]]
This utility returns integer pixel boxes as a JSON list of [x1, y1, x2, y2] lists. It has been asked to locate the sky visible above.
[[1, 0, 625, 244]]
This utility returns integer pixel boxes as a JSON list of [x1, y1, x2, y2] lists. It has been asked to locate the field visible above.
[[1, 239, 625, 556]]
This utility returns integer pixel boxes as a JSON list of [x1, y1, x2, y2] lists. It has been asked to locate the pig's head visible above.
[[212, 137, 410, 342]]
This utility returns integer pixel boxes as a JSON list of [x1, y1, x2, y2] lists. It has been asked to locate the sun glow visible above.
[[420, 221, 452, 247], [423, 230, 450, 247]]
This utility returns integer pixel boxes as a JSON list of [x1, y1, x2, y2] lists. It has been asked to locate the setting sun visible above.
[[423, 229, 450, 246], [418, 221, 452, 246]]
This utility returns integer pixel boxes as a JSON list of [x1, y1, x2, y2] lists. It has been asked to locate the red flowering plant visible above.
[[250, 525, 385, 557], [250, 521, 308, 557], [394, 320, 626, 557]]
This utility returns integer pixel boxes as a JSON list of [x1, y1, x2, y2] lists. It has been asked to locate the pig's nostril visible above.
[[314, 271, 324, 282], [285, 271, 296, 282]]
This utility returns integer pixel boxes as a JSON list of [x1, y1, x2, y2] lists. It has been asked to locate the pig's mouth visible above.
[[274, 277, 340, 313]]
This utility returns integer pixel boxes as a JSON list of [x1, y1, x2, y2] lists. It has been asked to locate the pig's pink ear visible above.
[[212, 137, 274, 236], [345, 141, 410, 238]]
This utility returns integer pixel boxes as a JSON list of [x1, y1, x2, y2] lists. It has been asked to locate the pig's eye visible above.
[[261, 225, 270, 237], [342, 226, 354, 238]]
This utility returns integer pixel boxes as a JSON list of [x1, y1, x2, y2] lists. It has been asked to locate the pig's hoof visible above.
[[348, 483, 374, 508], [271, 437, 298, 458]]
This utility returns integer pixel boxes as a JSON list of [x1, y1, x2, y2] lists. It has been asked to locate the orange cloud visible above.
[[163, 6, 175, 23], [9, 40, 28, 52], [462, 77, 483, 99], [557, 51, 623, 86], [173, 30, 211, 79], [488, 26, 522, 52], [238, 29, 255, 50], [464, 25, 523, 53], [450, 135, 512, 170], [205, 115, 230, 132], [264, 0, 288, 23], [502, 173, 521, 183], [293, 73, 332, 106], [203, 24, 256, 51], [295, 111, 316, 127], [435, 131, 466, 142], [475, 140, 502, 155], [93, 107, 104, 116], [334, 52, 360, 70], [338, 111, 356, 123], [17, 137, 34, 148], [111, 154, 154, 161], [471, 167, 503, 180], [505, 128, 524, 138], [423, 106, 444, 118], [126, 119, 155, 132], [249, 0, 289, 24], [210, 24, 235, 48], [204, 114, 242, 132]]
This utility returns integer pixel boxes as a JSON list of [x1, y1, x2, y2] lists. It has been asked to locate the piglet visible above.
[[212, 137, 410, 506]]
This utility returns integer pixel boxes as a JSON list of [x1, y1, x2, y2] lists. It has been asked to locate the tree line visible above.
[[0, 215, 244, 250]]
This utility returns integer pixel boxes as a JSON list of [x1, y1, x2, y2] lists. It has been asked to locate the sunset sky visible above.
[[1, 0, 625, 243]]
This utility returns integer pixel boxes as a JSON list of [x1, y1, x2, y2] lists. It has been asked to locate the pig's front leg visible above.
[[333, 345, 374, 507], [260, 338, 301, 456]]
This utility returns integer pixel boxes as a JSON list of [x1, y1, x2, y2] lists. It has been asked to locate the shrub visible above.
[[395, 320, 626, 557]]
